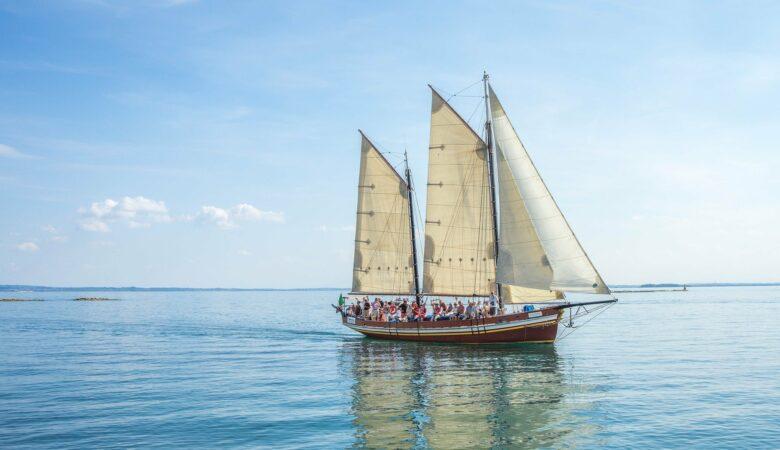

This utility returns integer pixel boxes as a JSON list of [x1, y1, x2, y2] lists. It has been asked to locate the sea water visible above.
[[0, 286, 778, 449]]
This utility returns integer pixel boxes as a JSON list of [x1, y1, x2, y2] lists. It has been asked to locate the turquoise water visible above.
[[1, 286, 779, 449]]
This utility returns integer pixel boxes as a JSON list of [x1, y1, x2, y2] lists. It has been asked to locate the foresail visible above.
[[352, 133, 415, 295], [489, 87, 609, 294], [496, 143, 555, 291], [422, 88, 496, 296]]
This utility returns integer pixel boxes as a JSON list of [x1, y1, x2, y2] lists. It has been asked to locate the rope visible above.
[[443, 79, 483, 102], [557, 302, 614, 341]]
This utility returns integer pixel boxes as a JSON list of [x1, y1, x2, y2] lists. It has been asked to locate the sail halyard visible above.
[[351, 131, 417, 295], [422, 86, 496, 297], [488, 86, 610, 294]]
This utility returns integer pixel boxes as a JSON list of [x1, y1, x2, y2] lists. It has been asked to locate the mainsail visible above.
[[422, 88, 496, 296], [351, 132, 415, 295], [489, 86, 609, 294]]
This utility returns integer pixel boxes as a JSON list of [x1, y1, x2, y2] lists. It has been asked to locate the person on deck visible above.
[[354, 301, 362, 318], [432, 301, 442, 321], [388, 302, 398, 321], [489, 294, 497, 316], [466, 301, 477, 320], [457, 301, 466, 320], [371, 298, 382, 321]]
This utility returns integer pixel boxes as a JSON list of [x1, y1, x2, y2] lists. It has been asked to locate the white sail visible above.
[[489, 86, 609, 294], [422, 88, 496, 296], [496, 143, 555, 292], [501, 284, 562, 304], [352, 133, 415, 295]]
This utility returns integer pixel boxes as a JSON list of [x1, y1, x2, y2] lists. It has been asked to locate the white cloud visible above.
[[199, 203, 284, 229], [0, 144, 33, 159], [41, 225, 57, 233], [50, 235, 68, 243], [237, 249, 251, 256], [80, 217, 110, 233], [79, 196, 172, 232], [17, 242, 39, 252], [200, 205, 233, 229]]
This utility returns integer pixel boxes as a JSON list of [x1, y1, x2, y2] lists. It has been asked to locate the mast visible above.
[[405, 150, 422, 305], [483, 71, 502, 308]]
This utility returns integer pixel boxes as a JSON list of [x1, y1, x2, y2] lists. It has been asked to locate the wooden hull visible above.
[[341, 308, 561, 344]]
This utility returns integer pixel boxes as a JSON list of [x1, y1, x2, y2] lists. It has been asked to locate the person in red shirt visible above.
[[433, 301, 442, 321]]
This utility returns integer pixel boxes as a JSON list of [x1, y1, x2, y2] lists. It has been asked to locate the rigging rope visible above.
[[557, 302, 615, 341], [442, 79, 483, 102]]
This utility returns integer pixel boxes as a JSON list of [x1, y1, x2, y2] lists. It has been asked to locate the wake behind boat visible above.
[[336, 73, 616, 344]]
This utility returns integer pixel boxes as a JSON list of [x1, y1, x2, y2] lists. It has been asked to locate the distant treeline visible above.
[[611, 282, 780, 288], [2, 283, 778, 292], [0, 285, 346, 292]]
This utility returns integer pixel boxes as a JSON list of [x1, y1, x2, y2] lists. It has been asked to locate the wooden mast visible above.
[[483, 71, 502, 309], [404, 150, 422, 305]]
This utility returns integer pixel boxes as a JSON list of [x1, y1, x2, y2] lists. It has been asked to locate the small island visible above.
[[73, 297, 115, 302], [0, 298, 44, 302]]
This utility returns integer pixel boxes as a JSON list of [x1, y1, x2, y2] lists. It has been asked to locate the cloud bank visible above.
[[79, 196, 172, 232], [199, 203, 285, 229], [77, 197, 283, 232], [17, 242, 39, 252]]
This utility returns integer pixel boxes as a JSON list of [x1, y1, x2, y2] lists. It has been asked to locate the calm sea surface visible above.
[[1, 286, 779, 449]]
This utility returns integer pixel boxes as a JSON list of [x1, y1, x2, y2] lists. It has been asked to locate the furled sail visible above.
[[422, 88, 496, 296], [352, 132, 415, 295], [489, 86, 609, 294]]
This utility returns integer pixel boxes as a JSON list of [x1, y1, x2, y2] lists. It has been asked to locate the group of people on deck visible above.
[[343, 292, 503, 322]]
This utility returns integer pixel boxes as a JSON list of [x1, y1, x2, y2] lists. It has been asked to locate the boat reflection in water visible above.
[[339, 339, 591, 448]]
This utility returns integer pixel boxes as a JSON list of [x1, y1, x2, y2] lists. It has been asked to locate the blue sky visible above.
[[1, 1, 778, 287]]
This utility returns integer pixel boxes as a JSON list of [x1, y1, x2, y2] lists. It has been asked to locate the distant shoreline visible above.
[[1, 283, 778, 292], [0, 285, 346, 292]]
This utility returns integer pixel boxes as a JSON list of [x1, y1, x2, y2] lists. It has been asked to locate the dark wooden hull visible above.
[[341, 308, 561, 344]]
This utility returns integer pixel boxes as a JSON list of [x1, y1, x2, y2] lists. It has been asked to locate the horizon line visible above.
[[2, 282, 779, 292]]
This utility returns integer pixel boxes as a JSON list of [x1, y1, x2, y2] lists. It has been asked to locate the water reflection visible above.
[[339, 339, 582, 449]]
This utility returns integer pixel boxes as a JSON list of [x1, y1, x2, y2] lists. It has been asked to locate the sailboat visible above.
[[337, 73, 617, 344]]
